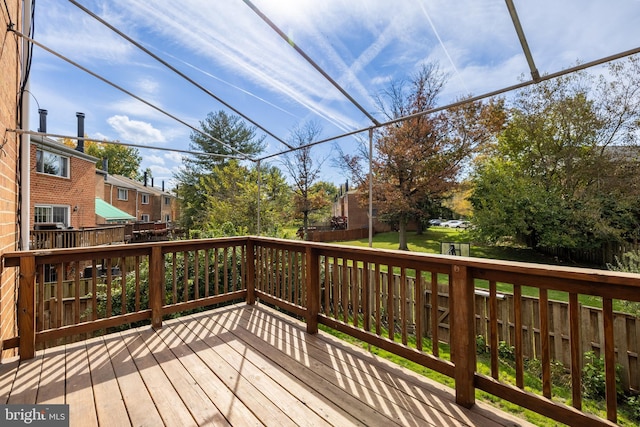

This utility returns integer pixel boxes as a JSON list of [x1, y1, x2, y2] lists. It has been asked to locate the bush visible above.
[[498, 341, 515, 361], [626, 395, 640, 421], [476, 335, 488, 354], [582, 351, 623, 400]]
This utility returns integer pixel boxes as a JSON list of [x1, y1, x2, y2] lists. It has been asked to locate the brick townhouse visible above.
[[0, 0, 23, 357], [30, 131, 98, 229]]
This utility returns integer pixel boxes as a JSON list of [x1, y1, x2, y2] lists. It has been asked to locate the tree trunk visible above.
[[398, 219, 409, 251]]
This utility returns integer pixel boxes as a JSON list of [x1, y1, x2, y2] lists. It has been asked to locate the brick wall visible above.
[[104, 183, 138, 219], [30, 145, 97, 228], [0, 0, 22, 359]]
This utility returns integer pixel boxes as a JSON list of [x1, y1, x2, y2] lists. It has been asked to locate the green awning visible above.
[[95, 198, 136, 222]]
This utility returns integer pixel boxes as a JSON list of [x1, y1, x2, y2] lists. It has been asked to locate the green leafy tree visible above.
[[62, 138, 142, 179], [471, 58, 640, 249], [174, 111, 266, 232]]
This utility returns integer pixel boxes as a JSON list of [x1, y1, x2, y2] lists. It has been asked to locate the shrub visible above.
[[498, 341, 515, 361], [582, 351, 623, 400], [476, 335, 487, 354]]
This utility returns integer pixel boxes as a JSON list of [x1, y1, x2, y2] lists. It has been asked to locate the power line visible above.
[[9, 29, 255, 162], [67, 0, 295, 151], [9, 129, 244, 159], [259, 45, 640, 161]]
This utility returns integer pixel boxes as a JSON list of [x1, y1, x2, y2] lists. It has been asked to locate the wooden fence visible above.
[[330, 264, 639, 392]]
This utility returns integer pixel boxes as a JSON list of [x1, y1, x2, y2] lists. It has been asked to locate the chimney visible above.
[[102, 158, 108, 180], [76, 112, 85, 153], [143, 171, 148, 187], [162, 181, 165, 192], [38, 109, 48, 133], [151, 178, 154, 188]]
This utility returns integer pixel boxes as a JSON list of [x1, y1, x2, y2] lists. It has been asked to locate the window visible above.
[[141, 194, 150, 204], [34, 205, 69, 226], [141, 214, 150, 222], [164, 214, 171, 223], [118, 188, 128, 201], [36, 149, 69, 178], [164, 196, 171, 205]]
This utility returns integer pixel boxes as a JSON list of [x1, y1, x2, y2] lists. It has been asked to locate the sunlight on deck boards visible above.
[[0, 303, 533, 426]]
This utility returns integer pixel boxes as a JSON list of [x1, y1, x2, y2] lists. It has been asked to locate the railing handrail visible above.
[[3, 235, 637, 426]]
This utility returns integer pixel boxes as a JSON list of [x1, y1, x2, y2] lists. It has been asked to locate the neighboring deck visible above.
[[0, 304, 531, 427]]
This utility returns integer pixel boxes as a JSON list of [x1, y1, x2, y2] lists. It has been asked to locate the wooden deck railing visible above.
[[30, 225, 126, 249], [4, 236, 640, 426]]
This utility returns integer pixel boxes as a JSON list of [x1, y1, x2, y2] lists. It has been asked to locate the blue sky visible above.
[[27, 0, 640, 189]]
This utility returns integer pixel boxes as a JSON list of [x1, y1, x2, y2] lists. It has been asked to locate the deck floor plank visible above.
[[238, 305, 510, 427], [178, 315, 335, 427], [154, 320, 263, 427], [7, 352, 43, 404], [192, 310, 398, 426], [119, 329, 197, 427], [36, 346, 66, 404], [86, 337, 132, 427], [64, 340, 98, 427], [136, 324, 231, 426], [169, 313, 299, 427], [0, 303, 534, 427], [103, 332, 164, 427]]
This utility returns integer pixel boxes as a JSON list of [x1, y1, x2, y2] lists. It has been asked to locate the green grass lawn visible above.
[[334, 228, 614, 309]]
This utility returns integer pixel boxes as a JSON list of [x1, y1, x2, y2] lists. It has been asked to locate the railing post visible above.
[[305, 246, 319, 334], [246, 239, 256, 305], [451, 264, 475, 408], [149, 246, 163, 329], [18, 255, 36, 360]]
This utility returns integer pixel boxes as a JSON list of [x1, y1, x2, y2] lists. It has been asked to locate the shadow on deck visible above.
[[0, 303, 531, 426]]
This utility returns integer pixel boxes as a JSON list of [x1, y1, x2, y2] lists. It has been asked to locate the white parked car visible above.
[[441, 220, 469, 229]]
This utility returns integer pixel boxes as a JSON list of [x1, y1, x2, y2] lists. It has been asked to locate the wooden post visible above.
[[18, 255, 36, 360], [149, 246, 164, 329], [246, 239, 256, 305], [451, 264, 475, 408], [305, 246, 319, 334]]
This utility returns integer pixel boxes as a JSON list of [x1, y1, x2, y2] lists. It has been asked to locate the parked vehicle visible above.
[[441, 220, 470, 229], [428, 219, 442, 226]]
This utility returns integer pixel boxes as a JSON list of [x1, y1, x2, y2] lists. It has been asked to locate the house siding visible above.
[[0, 0, 22, 359], [30, 145, 97, 229]]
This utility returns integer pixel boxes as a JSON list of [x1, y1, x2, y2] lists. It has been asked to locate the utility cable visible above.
[[67, 0, 295, 150], [9, 29, 254, 162], [259, 44, 640, 161], [10, 130, 244, 160]]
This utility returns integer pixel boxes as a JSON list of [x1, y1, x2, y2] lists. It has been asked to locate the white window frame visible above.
[[164, 196, 171, 205], [36, 149, 69, 178], [117, 188, 128, 201], [141, 214, 150, 222], [34, 204, 70, 227], [141, 194, 150, 204], [164, 214, 171, 223]]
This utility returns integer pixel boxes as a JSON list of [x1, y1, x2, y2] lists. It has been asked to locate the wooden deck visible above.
[[0, 303, 533, 426]]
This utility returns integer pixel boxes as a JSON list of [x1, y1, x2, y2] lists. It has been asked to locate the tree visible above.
[[471, 58, 640, 249], [174, 111, 265, 232], [62, 138, 142, 179], [282, 122, 330, 235], [339, 63, 505, 250]]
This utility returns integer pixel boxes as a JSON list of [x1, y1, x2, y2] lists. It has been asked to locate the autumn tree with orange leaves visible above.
[[339, 63, 505, 250]]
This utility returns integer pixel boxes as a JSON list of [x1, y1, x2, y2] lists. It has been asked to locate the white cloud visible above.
[[164, 151, 184, 163], [146, 154, 165, 165], [107, 115, 166, 145]]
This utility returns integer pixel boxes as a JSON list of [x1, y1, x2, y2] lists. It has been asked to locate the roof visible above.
[[95, 198, 136, 222], [31, 134, 99, 163], [105, 174, 174, 197]]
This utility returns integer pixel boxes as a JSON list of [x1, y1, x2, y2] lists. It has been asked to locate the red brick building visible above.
[[102, 174, 176, 224], [0, 0, 23, 358], [30, 135, 98, 229]]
